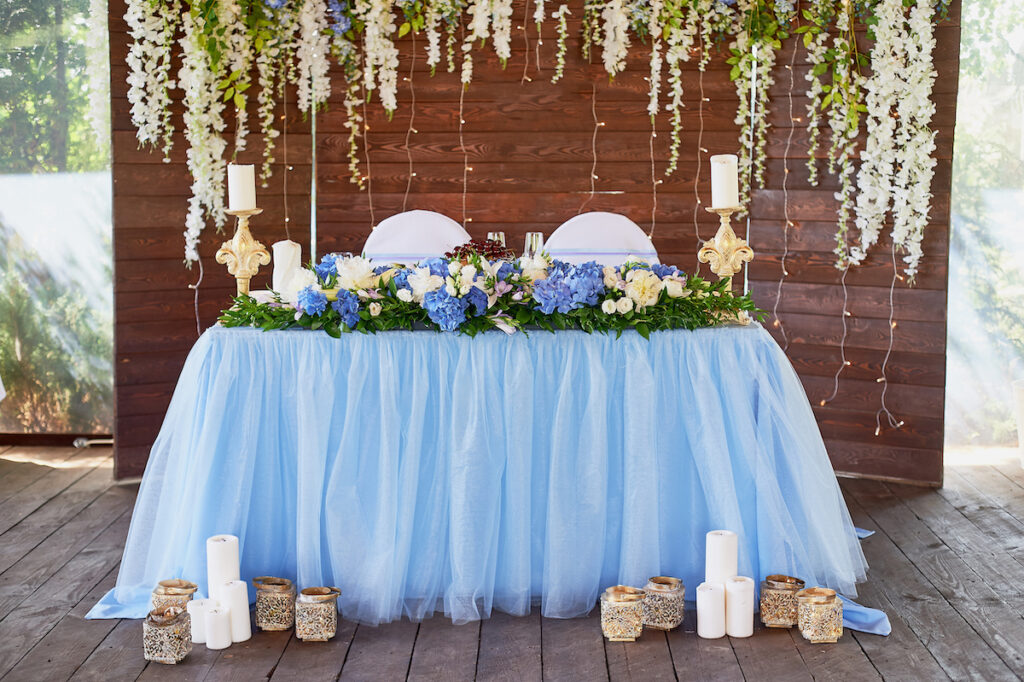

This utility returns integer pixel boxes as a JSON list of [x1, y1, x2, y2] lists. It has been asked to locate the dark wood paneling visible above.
[[110, 1, 959, 484]]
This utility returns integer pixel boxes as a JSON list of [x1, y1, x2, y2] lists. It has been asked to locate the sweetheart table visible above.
[[88, 324, 867, 625]]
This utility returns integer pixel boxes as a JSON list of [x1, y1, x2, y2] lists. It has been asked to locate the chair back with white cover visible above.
[[543, 212, 659, 265], [362, 210, 471, 265]]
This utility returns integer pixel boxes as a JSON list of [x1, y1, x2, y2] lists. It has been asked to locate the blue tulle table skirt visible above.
[[88, 324, 867, 625]]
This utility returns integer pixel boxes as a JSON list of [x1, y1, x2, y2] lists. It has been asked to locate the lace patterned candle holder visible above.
[[295, 587, 341, 642], [151, 579, 198, 612], [143, 606, 192, 664], [600, 586, 644, 642], [796, 587, 843, 643], [759, 574, 805, 628], [253, 576, 296, 631], [642, 577, 685, 631]]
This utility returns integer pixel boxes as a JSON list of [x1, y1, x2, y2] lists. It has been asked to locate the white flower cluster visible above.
[[85, 0, 111, 155], [492, 0, 515, 65], [852, 0, 937, 278], [124, 0, 179, 158], [222, 2, 254, 153], [551, 5, 571, 83], [803, 0, 831, 187], [358, 0, 399, 112], [297, 0, 332, 112], [646, 0, 664, 118], [600, 0, 630, 77]]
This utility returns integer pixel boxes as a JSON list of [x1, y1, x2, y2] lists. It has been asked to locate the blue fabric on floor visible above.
[[840, 595, 891, 635], [87, 324, 868, 624], [855, 527, 876, 539]]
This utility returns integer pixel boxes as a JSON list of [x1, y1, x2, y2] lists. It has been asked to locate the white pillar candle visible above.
[[222, 580, 252, 643], [272, 240, 302, 293], [186, 598, 215, 644], [204, 606, 233, 650], [709, 154, 739, 209], [207, 535, 240, 603], [227, 164, 257, 211], [696, 582, 726, 639], [705, 530, 738, 584], [725, 576, 755, 638]]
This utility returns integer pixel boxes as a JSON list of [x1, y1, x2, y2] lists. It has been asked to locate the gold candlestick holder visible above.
[[216, 208, 271, 297], [698, 206, 754, 325]]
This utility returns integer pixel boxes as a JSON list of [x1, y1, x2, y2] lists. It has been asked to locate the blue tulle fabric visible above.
[[87, 324, 868, 624]]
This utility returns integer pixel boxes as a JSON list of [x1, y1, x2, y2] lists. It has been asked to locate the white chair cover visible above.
[[544, 212, 659, 265], [362, 210, 471, 265]]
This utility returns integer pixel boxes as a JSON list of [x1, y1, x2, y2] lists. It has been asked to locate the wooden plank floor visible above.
[[1, 445, 1023, 681]]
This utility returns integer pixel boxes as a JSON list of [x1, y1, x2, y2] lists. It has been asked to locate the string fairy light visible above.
[[875, 240, 904, 435], [772, 37, 801, 350], [578, 83, 601, 214], [521, 0, 531, 84], [648, 118, 659, 239], [402, 31, 418, 212], [819, 263, 853, 408], [691, 21, 707, 248], [189, 257, 203, 337], [360, 42, 375, 230], [281, 74, 291, 240], [459, 63, 469, 227]]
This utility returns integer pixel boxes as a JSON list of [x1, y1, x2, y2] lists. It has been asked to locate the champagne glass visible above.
[[486, 231, 507, 247], [524, 232, 544, 259]]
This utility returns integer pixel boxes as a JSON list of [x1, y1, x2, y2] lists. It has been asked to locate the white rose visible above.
[[396, 288, 413, 303], [602, 266, 621, 288], [664, 278, 684, 299], [460, 264, 477, 281], [625, 270, 663, 309], [445, 282, 458, 297], [368, 302, 382, 317], [616, 296, 634, 314], [601, 299, 617, 314], [335, 256, 378, 291], [448, 260, 462, 276]]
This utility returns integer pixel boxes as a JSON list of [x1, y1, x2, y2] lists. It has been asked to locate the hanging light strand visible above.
[[875, 240, 904, 435], [772, 41, 800, 350], [820, 263, 852, 407], [402, 31, 418, 212], [281, 71, 291, 240], [648, 118, 658, 239], [521, 0, 531, 83], [459, 70, 469, 227], [691, 22, 707, 246], [579, 83, 600, 214], [189, 256, 204, 337]]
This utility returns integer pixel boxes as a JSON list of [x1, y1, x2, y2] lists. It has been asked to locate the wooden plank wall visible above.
[[110, 2, 959, 483]]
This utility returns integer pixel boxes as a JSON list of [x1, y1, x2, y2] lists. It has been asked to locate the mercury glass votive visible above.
[[759, 574, 806, 628], [143, 606, 192, 664], [600, 586, 644, 642], [253, 576, 296, 631], [295, 587, 341, 642], [642, 576, 685, 631], [151, 579, 198, 612], [796, 587, 843, 643]]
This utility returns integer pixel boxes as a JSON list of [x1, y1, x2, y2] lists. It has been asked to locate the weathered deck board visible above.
[[2, 448, 1024, 681]]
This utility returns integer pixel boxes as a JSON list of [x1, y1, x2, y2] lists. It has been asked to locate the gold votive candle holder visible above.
[[295, 587, 341, 642], [151, 579, 198, 612], [600, 586, 644, 642], [642, 576, 685, 631], [253, 576, 296, 631], [143, 606, 192, 664], [759, 574, 805, 628], [796, 587, 843, 643]]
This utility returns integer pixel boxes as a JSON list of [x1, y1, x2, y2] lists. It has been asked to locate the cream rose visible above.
[[624, 270, 663, 309], [616, 296, 634, 314], [335, 256, 378, 291], [396, 288, 413, 303], [368, 302, 382, 317], [601, 299, 617, 314]]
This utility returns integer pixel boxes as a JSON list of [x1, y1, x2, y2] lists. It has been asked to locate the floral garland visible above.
[[220, 246, 762, 336], [124, 0, 946, 276]]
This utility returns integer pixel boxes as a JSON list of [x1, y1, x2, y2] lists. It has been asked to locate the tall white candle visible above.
[[705, 530, 738, 584], [223, 580, 252, 642], [696, 582, 726, 639], [725, 576, 755, 638], [186, 598, 215, 644], [272, 240, 302, 293], [204, 606, 233, 650], [709, 154, 739, 209], [206, 535, 240, 603], [227, 164, 257, 211]]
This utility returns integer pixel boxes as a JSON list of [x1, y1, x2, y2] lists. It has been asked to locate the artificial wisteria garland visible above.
[[124, 0, 947, 279], [219, 245, 762, 336]]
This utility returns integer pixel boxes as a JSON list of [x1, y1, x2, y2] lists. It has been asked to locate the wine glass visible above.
[[486, 231, 507, 247], [524, 232, 544, 259]]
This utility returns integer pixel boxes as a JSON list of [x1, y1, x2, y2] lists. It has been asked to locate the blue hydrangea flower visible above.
[[652, 264, 681, 279], [315, 254, 338, 281], [566, 261, 605, 307], [373, 264, 391, 276], [495, 261, 517, 281], [391, 268, 412, 289], [420, 257, 449, 278], [327, 0, 352, 33], [423, 288, 469, 331], [297, 286, 328, 316], [331, 289, 361, 329], [532, 273, 576, 314], [264, 0, 287, 8], [464, 286, 489, 316]]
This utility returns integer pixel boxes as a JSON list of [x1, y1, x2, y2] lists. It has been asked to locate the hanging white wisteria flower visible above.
[[600, 0, 630, 77], [646, 0, 664, 119], [533, 0, 546, 29], [179, 9, 228, 264], [221, 2, 255, 154], [799, 0, 832, 187], [124, 0, 179, 159], [85, 0, 111, 157], [492, 0, 516, 65], [297, 0, 333, 112], [550, 4, 570, 83]]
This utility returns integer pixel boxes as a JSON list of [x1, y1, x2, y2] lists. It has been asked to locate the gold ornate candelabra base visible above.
[[216, 208, 271, 296], [698, 206, 754, 325]]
